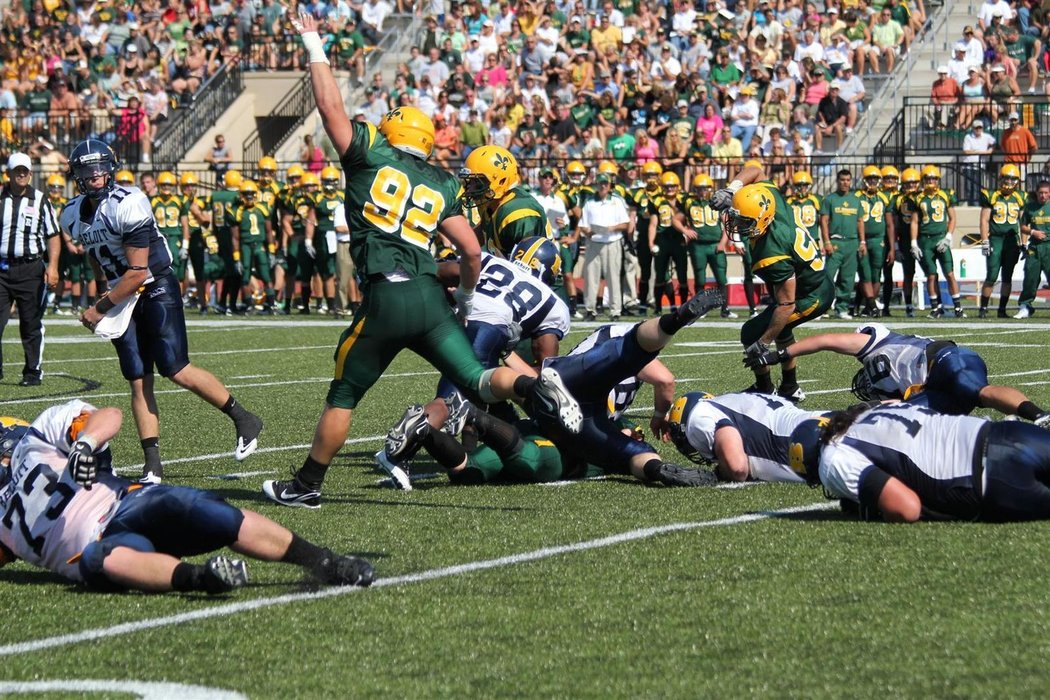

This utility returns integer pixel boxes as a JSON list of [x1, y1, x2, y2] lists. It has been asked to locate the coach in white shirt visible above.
[[579, 173, 630, 319]]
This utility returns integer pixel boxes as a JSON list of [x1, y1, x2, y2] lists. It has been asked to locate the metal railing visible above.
[[151, 62, 244, 169], [0, 109, 151, 166], [241, 75, 313, 167]]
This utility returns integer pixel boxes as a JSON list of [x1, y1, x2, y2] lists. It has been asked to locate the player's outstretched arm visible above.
[[293, 12, 352, 156], [638, 359, 675, 440], [781, 332, 868, 360]]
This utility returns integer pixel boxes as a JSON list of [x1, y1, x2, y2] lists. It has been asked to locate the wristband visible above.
[[727, 179, 744, 193], [95, 296, 116, 314], [301, 31, 330, 65], [233, 251, 241, 261], [77, 435, 98, 453]]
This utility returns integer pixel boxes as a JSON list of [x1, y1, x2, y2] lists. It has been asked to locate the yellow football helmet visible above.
[[224, 170, 243, 189], [115, 170, 134, 186], [47, 173, 66, 189], [743, 159, 763, 170], [694, 174, 714, 190], [460, 145, 520, 205], [881, 165, 900, 180], [240, 179, 259, 202], [598, 160, 618, 176], [901, 167, 921, 192], [286, 165, 305, 183], [320, 165, 340, 192], [1000, 163, 1021, 192], [566, 160, 587, 186], [921, 164, 941, 190], [379, 106, 435, 159], [793, 170, 813, 185], [726, 184, 777, 240], [660, 172, 680, 192], [157, 171, 177, 186], [641, 161, 663, 180], [258, 156, 278, 181], [863, 165, 882, 180], [179, 172, 199, 186], [300, 172, 320, 190]]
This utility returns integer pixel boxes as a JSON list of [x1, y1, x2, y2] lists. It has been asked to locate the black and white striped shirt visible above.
[[0, 184, 59, 260]]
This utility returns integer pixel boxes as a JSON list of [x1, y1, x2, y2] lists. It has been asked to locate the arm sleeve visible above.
[[119, 191, 158, 248]]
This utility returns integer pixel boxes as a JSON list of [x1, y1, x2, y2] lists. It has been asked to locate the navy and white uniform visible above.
[[820, 403, 1050, 521], [682, 393, 825, 482], [538, 323, 658, 471], [437, 253, 569, 399], [854, 323, 988, 414], [568, 323, 640, 420], [60, 186, 189, 380]]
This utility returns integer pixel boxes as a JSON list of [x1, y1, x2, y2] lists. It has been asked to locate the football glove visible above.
[[650, 244, 660, 254], [710, 188, 735, 211], [732, 240, 746, 255], [935, 233, 952, 253], [453, 286, 474, 322], [235, 260, 244, 277], [980, 239, 991, 256], [179, 243, 190, 261], [743, 343, 789, 369], [304, 240, 317, 258], [910, 242, 923, 261], [67, 440, 97, 490]]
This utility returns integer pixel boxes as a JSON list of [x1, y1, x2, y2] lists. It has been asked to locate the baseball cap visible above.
[[571, 15, 582, 23], [828, 7, 838, 13], [972, 120, 984, 128], [991, 64, 1006, 72], [540, 167, 556, 177], [936, 65, 948, 73], [718, 8, 735, 19], [595, 173, 612, 184], [1009, 111, 1020, 120], [7, 153, 31, 171], [954, 42, 967, 51], [127, 44, 138, 52], [830, 80, 842, 89], [677, 98, 689, 107], [483, 19, 494, 26]]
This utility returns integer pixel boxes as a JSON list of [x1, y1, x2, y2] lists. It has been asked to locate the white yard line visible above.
[[0, 501, 835, 658]]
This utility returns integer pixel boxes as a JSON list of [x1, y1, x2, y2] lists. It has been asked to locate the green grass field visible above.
[[1, 315, 1049, 699]]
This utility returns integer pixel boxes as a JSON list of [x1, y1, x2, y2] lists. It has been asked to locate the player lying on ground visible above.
[[0, 403, 373, 593], [379, 320, 697, 487], [789, 402, 1050, 523], [743, 322, 1050, 423], [667, 391, 829, 482]]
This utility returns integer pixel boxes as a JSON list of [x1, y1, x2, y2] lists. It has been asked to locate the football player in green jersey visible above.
[[150, 171, 186, 283], [211, 170, 243, 313], [684, 174, 734, 317], [1016, 180, 1050, 318], [230, 180, 276, 312], [856, 165, 895, 317], [820, 169, 866, 319], [879, 166, 901, 316], [911, 165, 964, 317], [179, 172, 215, 313], [648, 171, 694, 314], [304, 165, 344, 314], [628, 161, 664, 313], [460, 144, 553, 257], [278, 164, 306, 313], [50, 173, 95, 315], [787, 170, 821, 241], [713, 164, 834, 401], [262, 13, 584, 509], [288, 172, 320, 313], [893, 167, 921, 316], [979, 164, 1026, 318], [257, 156, 285, 303]]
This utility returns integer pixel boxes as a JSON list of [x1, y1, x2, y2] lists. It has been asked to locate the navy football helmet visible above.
[[0, 417, 29, 487], [666, 392, 714, 463], [787, 416, 831, 486], [510, 236, 561, 286], [68, 139, 119, 199], [851, 368, 875, 402]]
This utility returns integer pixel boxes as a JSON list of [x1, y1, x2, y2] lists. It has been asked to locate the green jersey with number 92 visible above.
[[747, 181, 827, 295], [341, 121, 464, 278]]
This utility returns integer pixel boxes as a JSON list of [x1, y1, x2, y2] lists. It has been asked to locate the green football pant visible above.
[[824, 239, 859, 313], [1018, 245, 1050, 307], [917, 236, 954, 278], [165, 234, 186, 280], [741, 276, 834, 347], [240, 241, 271, 286], [688, 241, 727, 287], [653, 234, 689, 308], [449, 435, 565, 485], [858, 239, 886, 283], [983, 235, 1020, 285], [327, 277, 487, 409]]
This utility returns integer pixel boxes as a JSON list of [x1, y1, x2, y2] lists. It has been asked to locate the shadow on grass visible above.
[[0, 569, 72, 587], [766, 506, 851, 523]]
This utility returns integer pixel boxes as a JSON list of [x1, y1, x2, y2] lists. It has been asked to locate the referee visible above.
[[0, 153, 60, 386]]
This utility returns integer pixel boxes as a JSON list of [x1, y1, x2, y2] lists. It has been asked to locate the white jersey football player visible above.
[[746, 322, 1050, 422], [667, 391, 826, 482], [789, 402, 1050, 523], [0, 401, 373, 592], [63, 139, 263, 483]]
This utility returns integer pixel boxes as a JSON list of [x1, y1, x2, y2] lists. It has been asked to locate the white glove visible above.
[[235, 260, 244, 277], [733, 241, 746, 254], [453, 286, 474, 322], [935, 233, 952, 254], [980, 239, 991, 256], [651, 244, 661, 254], [910, 242, 923, 261], [180, 243, 190, 261], [304, 240, 317, 258]]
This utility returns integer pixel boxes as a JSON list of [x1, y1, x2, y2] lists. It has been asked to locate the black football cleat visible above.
[[312, 550, 375, 587], [776, 383, 806, 403], [649, 463, 719, 487], [203, 556, 250, 594], [262, 477, 322, 509], [529, 367, 583, 434], [676, 288, 725, 326]]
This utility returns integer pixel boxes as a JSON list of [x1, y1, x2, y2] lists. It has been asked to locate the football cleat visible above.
[[676, 287, 726, 326], [954, 308, 967, 318], [234, 411, 264, 461], [905, 306, 915, 318], [928, 307, 944, 319], [530, 367, 583, 434], [648, 462, 719, 487], [836, 311, 853, 320], [1035, 413, 1050, 428], [777, 384, 806, 403], [262, 477, 322, 509], [374, 450, 413, 491], [139, 470, 162, 485], [443, 392, 476, 437], [312, 550, 375, 587], [720, 309, 738, 319], [978, 308, 988, 318], [1015, 306, 1033, 319], [384, 405, 430, 464], [997, 310, 1009, 318], [203, 556, 250, 594]]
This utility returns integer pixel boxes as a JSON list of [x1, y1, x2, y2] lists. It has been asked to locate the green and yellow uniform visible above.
[[211, 188, 241, 280], [331, 121, 490, 410], [229, 201, 273, 288], [913, 188, 957, 277], [259, 179, 283, 230], [980, 188, 1025, 286], [648, 192, 690, 310], [306, 190, 344, 279], [55, 196, 92, 287], [684, 195, 727, 288], [787, 192, 822, 241], [742, 182, 833, 346], [181, 193, 221, 283], [277, 184, 302, 275], [151, 193, 186, 279], [287, 191, 314, 285], [821, 189, 863, 314], [1018, 196, 1050, 311], [629, 184, 661, 308], [857, 190, 892, 283], [893, 191, 917, 278], [476, 185, 553, 256]]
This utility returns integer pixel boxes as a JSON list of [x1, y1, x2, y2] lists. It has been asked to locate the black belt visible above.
[[0, 255, 41, 266]]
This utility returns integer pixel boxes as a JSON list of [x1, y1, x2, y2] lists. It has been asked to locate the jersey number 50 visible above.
[[364, 166, 445, 249]]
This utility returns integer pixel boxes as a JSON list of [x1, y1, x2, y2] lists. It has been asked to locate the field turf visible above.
[[0, 315, 1048, 698]]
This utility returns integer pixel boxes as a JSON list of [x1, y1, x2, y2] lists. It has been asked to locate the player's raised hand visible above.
[[292, 11, 318, 35]]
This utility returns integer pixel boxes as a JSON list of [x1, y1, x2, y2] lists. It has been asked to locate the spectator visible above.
[[962, 121, 998, 204], [301, 134, 325, 173], [607, 121, 636, 162], [960, 26, 984, 65], [711, 125, 743, 182], [205, 133, 233, 175], [761, 87, 793, 127], [686, 129, 712, 187], [360, 0, 392, 45], [460, 108, 489, 158], [929, 65, 960, 129], [729, 84, 760, 151], [431, 112, 461, 168], [1002, 23, 1041, 94], [815, 80, 849, 152], [48, 79, 81, 141], [696, 102, 724, 144], [870, 7, 904, 73], [548, 104, 579, 152], [946, 43, 973, 85], [844, 12, 873, 75], [1001, 111, 1037, 177], [579, 173, 630, 321], [634, 128, 659, 164], [114, 94, 150, 163], [988, 64, 1020, 123], [955, 66, 990, 128], [801, 67, 830, 117]]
